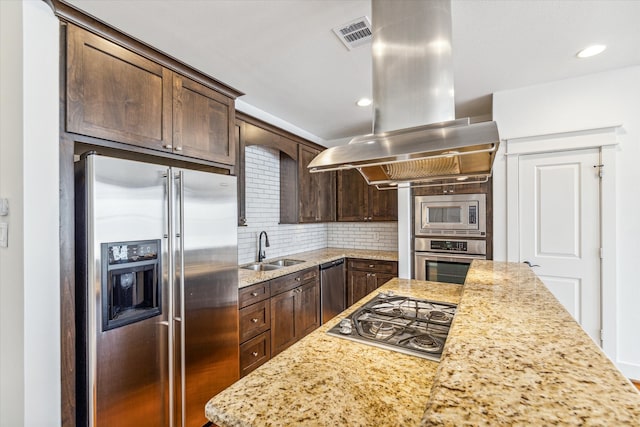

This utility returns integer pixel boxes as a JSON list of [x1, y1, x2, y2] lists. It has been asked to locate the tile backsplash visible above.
[[327, 222, 398, 251], [237, 145, 397, 264]]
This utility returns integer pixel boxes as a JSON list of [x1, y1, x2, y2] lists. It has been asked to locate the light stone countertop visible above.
[[238, 248, 398, 288], [421, 260, 640, 426], [206, 278, 463, 426], [208, 260, 640, 426]]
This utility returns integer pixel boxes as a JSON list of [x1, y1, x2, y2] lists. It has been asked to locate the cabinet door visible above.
[[173, 74, 235, 165], [298, 145, 320, 222], [295, 281, 320, 338], [347, 270, 370, 306], [337, 169, 369, 221], [317, 169, 336, 222], [373, 273, 395, 290], [270, 289, 297, 356], [369, 186, 398, 221], [66, 24, 172, 150]]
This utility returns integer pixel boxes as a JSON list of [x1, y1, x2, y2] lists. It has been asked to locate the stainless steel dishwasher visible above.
[[319, 258, 346, 324]]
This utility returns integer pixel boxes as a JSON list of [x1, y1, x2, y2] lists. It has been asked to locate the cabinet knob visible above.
[[372, 273, 376, 277], [174, 146, 183, 152], [251, 318, 259, 323], [252, 352, 258, 357], [295, 277, 301, 281], [368, 217, 372, 220], [251, 292, 259, 297], [368, 264, 374, 268], [163, 144, 173, 149]]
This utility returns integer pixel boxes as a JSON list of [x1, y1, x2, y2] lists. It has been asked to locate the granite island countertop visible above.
[[207, 260, 640, 426], [206, 278, 462, 426], [237, 247, 398, 288]]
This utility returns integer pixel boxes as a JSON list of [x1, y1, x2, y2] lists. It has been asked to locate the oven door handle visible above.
[[415, 253, 486, 263]]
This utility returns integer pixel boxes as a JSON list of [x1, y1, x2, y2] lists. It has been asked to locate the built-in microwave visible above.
[[414, 193, 486, 237]]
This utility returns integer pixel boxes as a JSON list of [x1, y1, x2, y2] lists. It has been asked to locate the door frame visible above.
[[504, 125, 619, 357]]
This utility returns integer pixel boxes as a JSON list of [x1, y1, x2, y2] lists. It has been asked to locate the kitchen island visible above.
[[206, 261, 640, 426]]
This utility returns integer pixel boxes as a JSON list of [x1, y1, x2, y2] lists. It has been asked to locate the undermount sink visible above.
[[266, 259, 305, 267], [241, 263, 282, 271]]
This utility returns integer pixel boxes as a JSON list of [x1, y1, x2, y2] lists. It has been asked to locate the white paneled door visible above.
[[518, 148, 601, 345]]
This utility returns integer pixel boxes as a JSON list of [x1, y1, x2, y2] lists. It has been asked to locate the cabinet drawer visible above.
[[239, 281, 270, 308], [240, 331, 271, 377], [239, 300, 271, 342], [270, 267, 319, 296], [348, 259, 398, 274]]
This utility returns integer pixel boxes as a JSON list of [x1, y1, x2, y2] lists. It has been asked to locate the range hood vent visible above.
[[308, 119, 499, 190], [332, 16, 373, 50], [312, 0, 499, 189]]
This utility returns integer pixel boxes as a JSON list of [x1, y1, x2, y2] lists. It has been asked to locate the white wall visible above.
[[492, 66, 640, 379], [0, 0, 61, 425]]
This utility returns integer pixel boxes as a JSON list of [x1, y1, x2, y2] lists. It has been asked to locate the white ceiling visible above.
[[65, 0, 640, 146]]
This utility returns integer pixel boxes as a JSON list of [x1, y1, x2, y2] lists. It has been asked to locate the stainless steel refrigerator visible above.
[[75, 153, 239, 427]]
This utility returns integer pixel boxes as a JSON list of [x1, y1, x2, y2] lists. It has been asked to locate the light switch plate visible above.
[[0, 198, 8, 216], [0, 223, 7, 248]]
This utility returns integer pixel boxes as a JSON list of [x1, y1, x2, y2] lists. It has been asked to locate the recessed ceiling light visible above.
[[356, 97, 372, 107], [576, 44, 606, 58]]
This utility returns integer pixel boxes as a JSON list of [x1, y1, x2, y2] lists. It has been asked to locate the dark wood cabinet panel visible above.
[[337, 169, 369, 221], [270, 267, 320, 357], [270, 289, 297, 356], [66, 24, 172, 150], [240, 331, 271, 377], [369, 185, 398, 221], [239, 300, 271, 343], [337, 169, 397, 221], [347, 270, 370, 306], [347, 259, 398, 307], [295, 280, 320, 338], [173, 74, 235, 165], [297, 145, 336, 223], [298, 145, 320, 222]]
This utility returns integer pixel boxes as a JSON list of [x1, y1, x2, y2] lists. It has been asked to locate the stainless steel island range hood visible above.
[[308, 0, 499, 189]]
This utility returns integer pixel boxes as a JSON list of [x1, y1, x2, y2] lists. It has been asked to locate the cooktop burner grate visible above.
[[327, 292, 457, 361]]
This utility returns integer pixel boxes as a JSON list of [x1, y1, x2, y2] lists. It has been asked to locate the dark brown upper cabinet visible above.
[[172, 74, 235, 165], [66, 24, 172, 151], [66, 24, 235, 166], [337, 169, 397, 221], [295, 145, 336, 223]]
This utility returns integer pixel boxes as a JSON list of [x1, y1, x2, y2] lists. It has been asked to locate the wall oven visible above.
[[414, 194, 486, 237], [414, 238, 486, 284]]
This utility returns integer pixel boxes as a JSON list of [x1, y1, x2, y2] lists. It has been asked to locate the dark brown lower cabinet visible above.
[[347, 259, 398, 306], [238, 267, 320, 374], [271, 279, 320, 357]]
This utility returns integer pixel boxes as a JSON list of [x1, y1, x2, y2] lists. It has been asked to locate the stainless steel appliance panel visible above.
[[77, 154, 239, 427], [82, 155, 170, 427], [414, 238, 486, 284], [319, 259, 346, 324], [174, 169, 239, 427], [414, 193, 486, 237]]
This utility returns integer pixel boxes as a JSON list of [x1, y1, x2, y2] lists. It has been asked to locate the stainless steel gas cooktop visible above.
[[327, 292, 457, 361]]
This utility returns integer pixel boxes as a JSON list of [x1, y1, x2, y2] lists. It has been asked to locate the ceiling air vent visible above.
[[332, 16, 372, 50]]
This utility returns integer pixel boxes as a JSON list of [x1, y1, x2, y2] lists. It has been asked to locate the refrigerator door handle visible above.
[[177, 170, 187, 427], [166, 169, 175, 427]]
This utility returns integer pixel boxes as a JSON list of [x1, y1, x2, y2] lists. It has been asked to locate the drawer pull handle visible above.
[[251, 292, 259, 297], [295, 277, 301, 281], [174, 146, 183, 151], [163, 144, 173, 149], [252, 352, 258, 357], [368, 264, 374, 268], [251, 318, 259, 323]]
